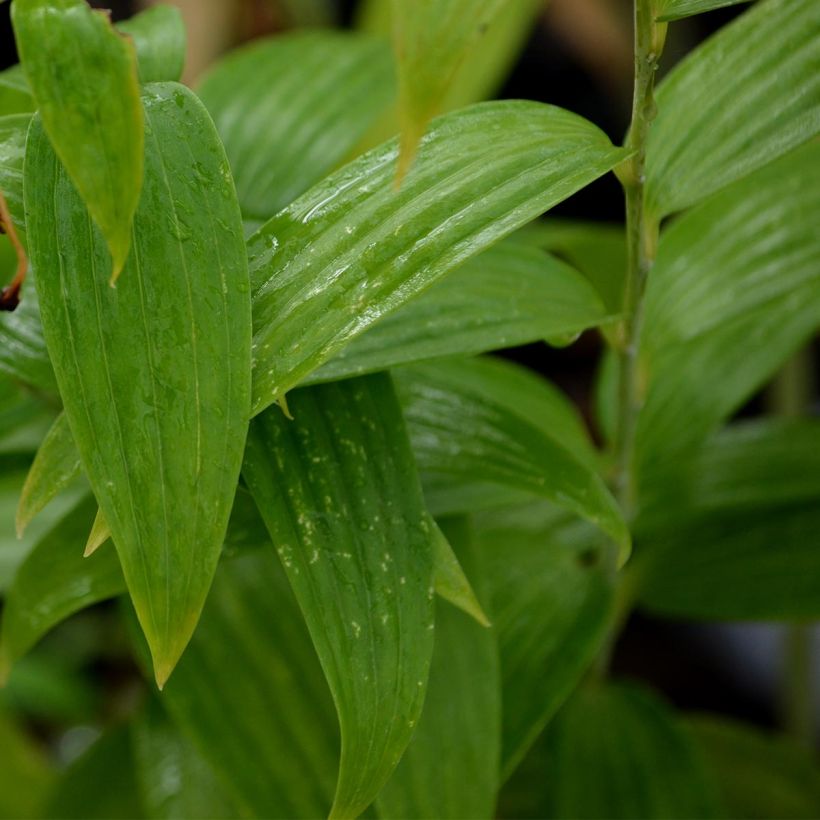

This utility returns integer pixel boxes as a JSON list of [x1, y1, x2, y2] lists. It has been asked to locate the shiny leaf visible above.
[[117, 4, 186, 83], [197, 31, 394, 220], [308, 239, 608, 385], [25, 83, 252, 686], [243, 373, 435, 819], [473, 501, 614, 777], [656, 0, 752, 22], [247, 101, 628, 414], [646, 0, 820, 217], [12, 0, 144, 278], [395, 358, 628, 551], [0, 112, 28, 231]]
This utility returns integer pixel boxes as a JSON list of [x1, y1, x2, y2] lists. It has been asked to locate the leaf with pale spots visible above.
[[242, 373, 435, 819]]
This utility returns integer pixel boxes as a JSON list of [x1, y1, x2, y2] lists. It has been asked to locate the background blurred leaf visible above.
[[0, 64, 33, 116], [243, 374, 435, 819], [247, 100, 627, 414], [25, 84, 252, 686], [646, 0, 820, 217], [0, 704, 53, 819], [117, 4, 186, 83], [12, 0, 144, 278], [656, 0, 752, 22]]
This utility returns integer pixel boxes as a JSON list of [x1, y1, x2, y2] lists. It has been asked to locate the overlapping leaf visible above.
[[197, 31, 394, 220], [243, 373, 435, 819], [12, 0, 144, 279], [25, 83, 252, 686], [395, 358, 628, 550], [473, 501, 613, 777], [0, 65, 34, 116], [0, 112, 28, 231], [656, 0, 752, 22], [308, 239, 608, 384], [646, 0, 820, 217], [117, 4, 186, 83], [247, 101, 627, 414]]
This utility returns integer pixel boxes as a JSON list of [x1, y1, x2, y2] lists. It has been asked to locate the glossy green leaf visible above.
[[637, 142, 820, 479], [117, 4, 186, 83], [395, 358, 628, 551], [197, 31, 394, 220], [308, 239, 608, 385], [0, 112, 28, 231], [0, 65, 34, 116], [12, 0, 144, 279], [656, 0, 753, 22], [540, 683, 719, 818], [646, 0, 820, 217], [688, 715, 820, 819], [247, 101, 628, 414], [243, 373, 435, 819], [0, 497, 124, 680], [25, 83, 252, 686], [16, 411, 82, 537], [132, 697, 238, 820], [473, 501, 614, 778], [153, 550, 339, 819], [0, 705, 53, 819], [377, 517, 500, 820]]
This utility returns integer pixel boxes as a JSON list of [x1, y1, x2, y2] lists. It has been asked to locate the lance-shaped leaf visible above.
[[389, 0, 511, 176], [247, 101, 627, 414], [636, 141, 820, 479], [395, 358, 628, 551], [0, 497, 124, 681], [243, 373, 435, 819], [308, 239, 608, 385], [538, 683, 719, 818], [0, 65, 34, 116], [25, 83, 252, 687], [16, 412, 82, 537], [646, 0, 820, 218], [117, 4, 186, 84], [150, 550, 339, 819], [377, 517, 501, 820], [198, 31, 395, 220], [656, 0, 752, 22], [473, 501, 614, 778], [12, 0, 144, 279]]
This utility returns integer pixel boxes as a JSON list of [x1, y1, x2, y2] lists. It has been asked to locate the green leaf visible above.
[[0, 65, 34, 116], [12, 0, 144, 279], [84, 507, 110, 557], [395, 357, 628, 551], [0, 705, 53, 819], [16, 411, 82, 537], [152, 550, 339, 819], [656, 0, 753, 22], [197, 31, 394, 220], [688, 715, 820, 819], [308, 239, 608, 385], [637, 141, 820, 478], [377, 516, 501, 820], [242, 373, 435, 819], [473, 501, 614, 778], [132, 697, 238, 820], [0, 497, 124, 681], [117, 4, 186, 83], [25, 83, 252, 686], [389, 0, 511, 176], [646, 0, 820, 217], [539, 683, 719, 818], [247, 101, 628, 414], [0, 112, 29, 231]]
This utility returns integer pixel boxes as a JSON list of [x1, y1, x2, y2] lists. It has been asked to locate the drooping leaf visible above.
[[117, 4, 186, 83], [539, 683, 719, 818], [646, 0, 820, 217], [25, 83, 252, 686], [395, 358, 628, 551], [656, 0, 753, 22], [0, 65, 34, 116], [473, 500, 614, 778], [377, 517, 501, 820], [132, 697, 239, 820], [242, 373, 435, 819], [0, 704, 53, 819], [16, 411, 82, 537], [197, 31, 395, 220], [150, 550, 339, 819], [308, 239, 608, 385], [0, 497, 124, 681], [12, 0, 144, 279], [688, 715, 820, 819], [247, 101, 628, 414], [636, 141, 820, 480]]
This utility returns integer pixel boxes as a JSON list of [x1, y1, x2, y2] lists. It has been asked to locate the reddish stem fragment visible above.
[[0, 190, 27, 312]]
